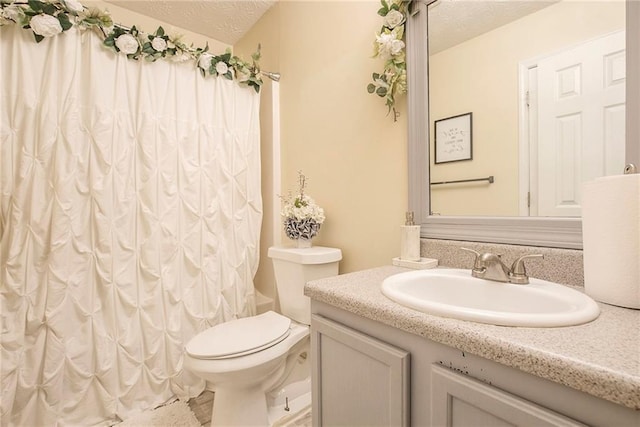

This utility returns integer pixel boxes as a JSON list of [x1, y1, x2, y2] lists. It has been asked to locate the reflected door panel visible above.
[[535, 31, 626, 217]]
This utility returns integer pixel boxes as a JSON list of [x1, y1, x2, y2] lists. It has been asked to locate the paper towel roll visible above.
[[582, 174, 640, 309]]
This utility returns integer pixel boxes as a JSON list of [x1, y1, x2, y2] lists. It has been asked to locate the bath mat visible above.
[[118, 400, 201, 427]]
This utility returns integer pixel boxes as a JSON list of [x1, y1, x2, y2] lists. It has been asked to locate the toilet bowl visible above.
[[184, 311, 310, 426], [184, 245, 342, 426]]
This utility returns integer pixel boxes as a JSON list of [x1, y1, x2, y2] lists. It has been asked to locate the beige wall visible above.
[[235, 1, 408, 298], [429, 0, 624, 216], [86, 1, 229, 53]]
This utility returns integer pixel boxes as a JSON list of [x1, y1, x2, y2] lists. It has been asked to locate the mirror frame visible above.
[[407, 0, 640, 250]]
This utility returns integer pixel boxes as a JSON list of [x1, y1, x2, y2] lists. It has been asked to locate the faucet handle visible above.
[[509, 254, 544, 284], [460, 247, 480, 255], [460, 247, 480, 259], [461, 247, 482, 268]]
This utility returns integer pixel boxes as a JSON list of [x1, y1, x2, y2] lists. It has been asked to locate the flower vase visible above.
[[296, 238, 312, 249]]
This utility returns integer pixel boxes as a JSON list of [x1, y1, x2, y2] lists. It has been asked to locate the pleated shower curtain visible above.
[[1, 24, 261, 426]]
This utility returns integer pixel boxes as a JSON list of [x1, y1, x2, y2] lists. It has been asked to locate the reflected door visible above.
[[533, 31, 625, 217]]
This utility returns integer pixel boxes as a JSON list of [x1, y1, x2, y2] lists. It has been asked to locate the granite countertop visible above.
[[304, 265, 640, 410]]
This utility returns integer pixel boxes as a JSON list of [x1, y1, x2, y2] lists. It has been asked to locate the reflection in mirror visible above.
[[428, 0, 626, 217]]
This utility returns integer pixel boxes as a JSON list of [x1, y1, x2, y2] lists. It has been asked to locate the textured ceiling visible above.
[[104, 0, 276, 45], [429, 0, 558, 54], [104, 0, 556, 52]]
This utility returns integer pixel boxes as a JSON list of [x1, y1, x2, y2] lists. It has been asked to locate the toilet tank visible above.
[[268, 246, 342, 325]]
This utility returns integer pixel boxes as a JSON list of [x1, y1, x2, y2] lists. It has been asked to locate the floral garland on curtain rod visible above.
[[367, 0, 408, 121], [0, 0, 263, 93]]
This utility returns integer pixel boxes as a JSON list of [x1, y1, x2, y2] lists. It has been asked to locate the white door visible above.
[[534, 31, 625, 217]]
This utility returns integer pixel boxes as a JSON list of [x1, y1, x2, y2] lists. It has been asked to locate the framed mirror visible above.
[[407, 0, 640, 249]]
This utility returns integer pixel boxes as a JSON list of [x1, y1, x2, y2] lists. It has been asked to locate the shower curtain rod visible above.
[[260, 71, 280, 82]]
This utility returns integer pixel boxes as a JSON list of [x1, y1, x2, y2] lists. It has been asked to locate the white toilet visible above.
[[184, 245, 342, 426]]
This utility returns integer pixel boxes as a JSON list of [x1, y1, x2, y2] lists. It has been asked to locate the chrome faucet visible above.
[[461, 248, 544, 284]]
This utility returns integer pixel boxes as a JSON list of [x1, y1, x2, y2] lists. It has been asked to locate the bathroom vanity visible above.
[[306, 266, 640, 427]]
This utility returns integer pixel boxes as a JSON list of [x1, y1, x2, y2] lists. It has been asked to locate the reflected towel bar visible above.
[[431, 176, 494, 186]]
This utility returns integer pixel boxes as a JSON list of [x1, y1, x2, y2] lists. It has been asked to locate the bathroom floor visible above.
[[187, 391, 311, 427], [188, 391, 214, 427]]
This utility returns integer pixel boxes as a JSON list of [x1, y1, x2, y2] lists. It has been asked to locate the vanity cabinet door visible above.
[[431, 364, 586, 427], [311, 314, 410, 427]]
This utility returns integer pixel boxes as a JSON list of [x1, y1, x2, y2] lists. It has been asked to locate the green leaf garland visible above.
[[369, 0, 408, 121], [0, 0, 263, 92]]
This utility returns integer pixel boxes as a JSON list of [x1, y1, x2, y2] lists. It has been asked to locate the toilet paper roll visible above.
[[582, 174, 640, 309]]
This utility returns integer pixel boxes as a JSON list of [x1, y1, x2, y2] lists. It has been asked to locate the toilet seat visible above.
[[186, 311, 292, 360]]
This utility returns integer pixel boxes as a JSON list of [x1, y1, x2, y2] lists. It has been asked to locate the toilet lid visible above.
[[186, 311, 292, 360]]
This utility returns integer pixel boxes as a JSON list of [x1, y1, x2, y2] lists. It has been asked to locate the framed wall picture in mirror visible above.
[[434, 112, 472, 164]]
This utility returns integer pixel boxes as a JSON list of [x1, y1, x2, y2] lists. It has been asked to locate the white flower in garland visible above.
[[115, 33, 139, 55], [236, 68, 251, 83], [63, 0, 84, 14], [215, 61, 229, 76], [1, 4, 23, 22], [151, 36, 167, 52], [139, 27, 173, 60], [383, 9, 405, 29], [198, 53, 213, 71], [375, 30, 405, 60], [30, 14, 62, 37]]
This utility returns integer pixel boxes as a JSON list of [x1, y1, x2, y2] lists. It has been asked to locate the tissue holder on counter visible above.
[[392, 257, 438, 270], [582, 174, 640, 309], [400, 224, 421, 262]]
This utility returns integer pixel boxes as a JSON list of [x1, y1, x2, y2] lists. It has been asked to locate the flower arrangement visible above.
[[0, 0, 263, 93], [281, 171, 325, 246], [367, 0, 408, 121]]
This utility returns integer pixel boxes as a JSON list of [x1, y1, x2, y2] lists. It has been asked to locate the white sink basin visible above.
[[381, 269, 600, 327]]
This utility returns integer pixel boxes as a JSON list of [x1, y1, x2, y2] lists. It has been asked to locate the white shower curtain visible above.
[[0, 24, 261, 426]]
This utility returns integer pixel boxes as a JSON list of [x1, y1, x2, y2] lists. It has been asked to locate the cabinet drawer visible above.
[[431, 364, 586, 427]]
